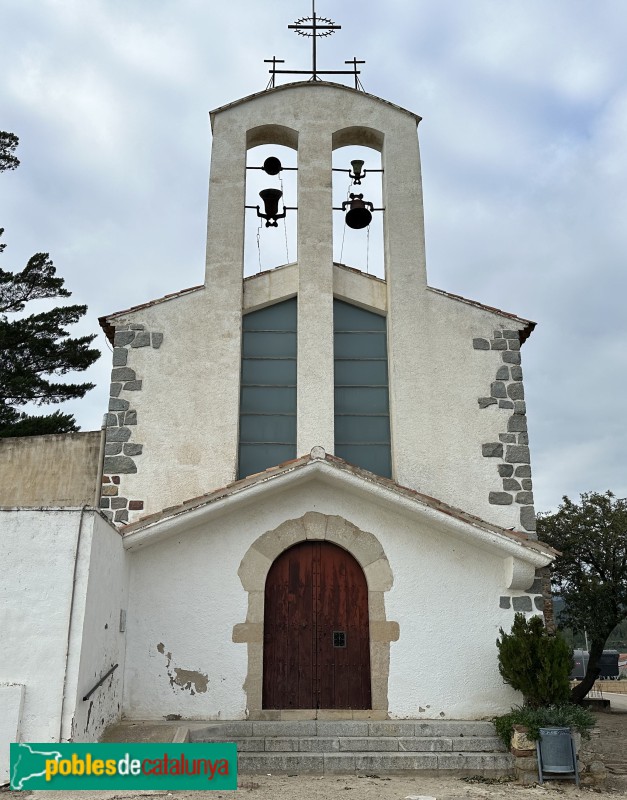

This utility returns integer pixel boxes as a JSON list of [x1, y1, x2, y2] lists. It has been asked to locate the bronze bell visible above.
[[342, 193, 373, 230], [263, 156, 282, 175], [349, 159, 366, 184], [257, 188, 286, 227]]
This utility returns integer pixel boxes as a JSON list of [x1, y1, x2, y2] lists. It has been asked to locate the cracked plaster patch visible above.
[[157, 642, 208, 695]]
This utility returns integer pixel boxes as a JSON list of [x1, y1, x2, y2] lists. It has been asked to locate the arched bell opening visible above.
[[332, 143, 384, 279], [245, 140, 298, 278], [263, 540, 372, 710]]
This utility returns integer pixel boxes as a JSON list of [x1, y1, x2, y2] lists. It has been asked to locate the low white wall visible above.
[[0, 509, 127, 754], [72, 514, 128, 742], [0, 683, 24, 783], [0, 509, 87, 743], [123, 479, 525, 721]]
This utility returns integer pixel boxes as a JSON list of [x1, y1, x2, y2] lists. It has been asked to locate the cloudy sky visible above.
[[2, 0, 626, 512]]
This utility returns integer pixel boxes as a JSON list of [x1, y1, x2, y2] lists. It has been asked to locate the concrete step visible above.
[[187, 719, 512, 774], [194, 735, 506, 753], [189, 719, 499, 740], [237, 751, 514, 775]]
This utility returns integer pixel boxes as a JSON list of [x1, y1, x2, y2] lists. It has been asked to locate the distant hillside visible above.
[[553, 596, 627, 650]]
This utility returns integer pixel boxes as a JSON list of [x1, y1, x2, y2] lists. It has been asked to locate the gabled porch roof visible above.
[[121, 449, 555, 589]]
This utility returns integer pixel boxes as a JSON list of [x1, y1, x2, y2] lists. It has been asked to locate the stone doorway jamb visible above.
[[233, 512, 399, 719]]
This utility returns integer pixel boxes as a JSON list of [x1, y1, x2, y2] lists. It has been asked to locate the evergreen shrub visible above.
[[493, 704, 596, 748], [496, 613, 572, 707]]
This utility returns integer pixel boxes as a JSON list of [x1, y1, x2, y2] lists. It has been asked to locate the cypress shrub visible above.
[[496, 613, 572, 707]]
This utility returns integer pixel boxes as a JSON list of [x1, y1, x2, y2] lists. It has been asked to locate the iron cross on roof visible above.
[[265, 1, 365, 90], [288, 1, 341, 81]]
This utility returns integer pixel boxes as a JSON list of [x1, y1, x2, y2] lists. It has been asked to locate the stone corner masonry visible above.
[[475, 330, 536, 536], [100, 324, 163, 525]]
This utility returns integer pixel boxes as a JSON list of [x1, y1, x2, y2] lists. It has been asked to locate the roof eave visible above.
[[98, 285, 205, 345], [121, 456, 555, 582], [427, 286, 536, 343]]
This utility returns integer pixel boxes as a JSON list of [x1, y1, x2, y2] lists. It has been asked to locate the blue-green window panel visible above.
[[335, 386, 389, 414], [335, 415, 391, 444], [334, 331, 387, 359], [242, 331, 297, 358], [335, 444, 392, 478], [241, 358, 296, 386], [334, 359, 389, 386], [242, 297, 297, 331], [240, 414, 296, 443], [239, 299, 297, 480], [241, 386, 297, 414], [239, 444, 296, 477], [333, 299, 391, 479], [333, 300, 386, 331]]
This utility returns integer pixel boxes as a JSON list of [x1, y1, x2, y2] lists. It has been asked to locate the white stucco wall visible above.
[[0, 509, 127, 752], [106, 288, 236, 521], [107, 277, 531, 532], [389, 289, 529, 529], [243, 262, 298, 312], [101, 81, 535, 536], [0, 683, 24, 783], [1, 509, 89, 743], [123, 520, 250, 720], [72, 514, 128, 742], [123, 477, 531, 721]]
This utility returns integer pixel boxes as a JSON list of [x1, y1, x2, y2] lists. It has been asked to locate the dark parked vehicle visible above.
[[570, 649, 620, 680]]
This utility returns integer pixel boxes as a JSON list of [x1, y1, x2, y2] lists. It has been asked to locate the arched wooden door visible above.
[[263, 541, 371, 709]]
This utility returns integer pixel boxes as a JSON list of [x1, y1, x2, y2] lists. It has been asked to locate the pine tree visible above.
[[0, 131, 20, 173], [0, 133, 100, 437]]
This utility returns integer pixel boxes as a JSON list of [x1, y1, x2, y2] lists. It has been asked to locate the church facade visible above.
[[97, 82, 554, 722], [2, 78, 556, 766]]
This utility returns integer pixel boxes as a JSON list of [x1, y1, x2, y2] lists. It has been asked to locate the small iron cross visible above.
[[345, 58, 366, 91], [264, 56, 285, 89]]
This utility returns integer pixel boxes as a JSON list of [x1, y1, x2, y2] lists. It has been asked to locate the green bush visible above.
[[493, 704, 596, 748], [496, 613, 572, 707]]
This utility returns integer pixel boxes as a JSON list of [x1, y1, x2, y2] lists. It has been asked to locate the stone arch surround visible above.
[[233, 512, 399, 718]]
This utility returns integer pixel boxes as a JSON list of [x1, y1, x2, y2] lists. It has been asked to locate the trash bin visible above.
[[537, 727, 579, 786]]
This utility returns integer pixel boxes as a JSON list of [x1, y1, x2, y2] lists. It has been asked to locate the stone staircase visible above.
[[188, 719, 513, 775]]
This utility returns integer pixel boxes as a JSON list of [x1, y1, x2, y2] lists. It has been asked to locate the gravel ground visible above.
[[4, 704, 625, 799]]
